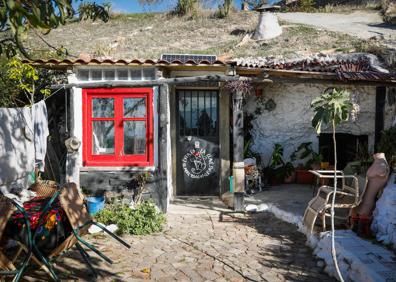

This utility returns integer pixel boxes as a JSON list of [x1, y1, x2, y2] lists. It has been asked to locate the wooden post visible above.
[[232, 90, 245, 211]]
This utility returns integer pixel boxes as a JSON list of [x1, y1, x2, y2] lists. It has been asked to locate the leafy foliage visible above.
[[173, 0, 199, 17], [216, 0, 233, 18], [0, 57, 53, 107], [290, 141, 321, 169], [0, 1, 109, 59], [268, 143, 284, 168], [311, 88, 352, 134], [95, 201, 166, 236]]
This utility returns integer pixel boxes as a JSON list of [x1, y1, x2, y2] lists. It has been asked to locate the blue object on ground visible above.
[[86, 196, 105, 215]]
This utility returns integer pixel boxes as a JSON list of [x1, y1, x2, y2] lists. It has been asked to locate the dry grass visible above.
[[25, 11, 365, 61]]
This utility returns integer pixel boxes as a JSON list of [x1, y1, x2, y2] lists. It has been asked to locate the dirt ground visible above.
[[25, 11, 365, 60]]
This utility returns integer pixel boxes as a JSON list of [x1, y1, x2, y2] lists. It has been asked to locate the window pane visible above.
[[103, 69, 115, 80], [142, 68, 155, 80], [130, 69, 142, 80], [117, 69, 129, 80], [124, 121, 146, 155], [91, 69, 102, 80], [124, 98, 146, 117], [78, 70, 89, 81], [92, 98, 114, 117], [92, 121, 114, 154]]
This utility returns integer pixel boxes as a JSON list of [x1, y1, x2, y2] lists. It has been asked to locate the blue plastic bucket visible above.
[[86, 196, 105, 215]]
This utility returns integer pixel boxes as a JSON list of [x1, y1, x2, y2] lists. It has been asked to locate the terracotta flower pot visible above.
[[295, 169, 314, 184]]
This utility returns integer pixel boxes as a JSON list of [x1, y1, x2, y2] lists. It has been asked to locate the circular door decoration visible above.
[[182, 148, 215, 179]]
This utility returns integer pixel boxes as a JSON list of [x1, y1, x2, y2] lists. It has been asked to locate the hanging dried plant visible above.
[[224, 80, 253, 97]]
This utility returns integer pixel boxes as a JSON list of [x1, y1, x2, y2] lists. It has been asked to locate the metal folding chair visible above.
[[0, 194, 34, 282], [29, 182, 131, 280]]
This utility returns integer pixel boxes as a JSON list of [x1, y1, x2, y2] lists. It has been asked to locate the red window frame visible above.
[[83, 88, 154, 167]]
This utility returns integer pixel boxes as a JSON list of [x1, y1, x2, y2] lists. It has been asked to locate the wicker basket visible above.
[[30, 180, 58, 198]]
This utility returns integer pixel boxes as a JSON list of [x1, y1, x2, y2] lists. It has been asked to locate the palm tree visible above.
[[311, 88, 353, 282]]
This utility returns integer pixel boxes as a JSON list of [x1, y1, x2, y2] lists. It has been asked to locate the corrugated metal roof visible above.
[[233, 53, 396, 82]]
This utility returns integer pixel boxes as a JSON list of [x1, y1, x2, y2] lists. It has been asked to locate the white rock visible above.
[[245, 204, 258, 212], [88, 224, 103, 234], [257, 203, 270, 212], [106, 224, 118, 233]]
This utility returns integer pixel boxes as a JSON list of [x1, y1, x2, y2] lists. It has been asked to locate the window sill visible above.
[[80, 166, 156, 172]]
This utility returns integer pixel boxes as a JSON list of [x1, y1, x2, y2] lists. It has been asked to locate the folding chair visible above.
[[303, 170, 367, 233], [0, 194, 34, 282], [29, 181, 131, 280]]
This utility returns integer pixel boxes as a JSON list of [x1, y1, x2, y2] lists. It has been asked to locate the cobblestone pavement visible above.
[[30, 199, 335, 282]]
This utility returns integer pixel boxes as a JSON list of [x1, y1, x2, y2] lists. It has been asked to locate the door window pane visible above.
[[92, 121, 114, 154], [93, 98, 114, 117], [124, 121, 146, 155], [124, 98, 146, 117]]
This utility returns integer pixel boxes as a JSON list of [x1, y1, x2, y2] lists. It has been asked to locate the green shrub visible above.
[[215, 0, 232, 18], [173, 0, 199, 17], [95, 201, 166, 235], [299, 0, 316, 12]]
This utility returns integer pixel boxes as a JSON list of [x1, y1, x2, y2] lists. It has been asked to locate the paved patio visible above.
[[246, 184, 314, 217], [24, 196, 336, 282]]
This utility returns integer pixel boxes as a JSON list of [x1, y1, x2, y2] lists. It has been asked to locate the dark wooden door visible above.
[[176, 90, 220, 195]]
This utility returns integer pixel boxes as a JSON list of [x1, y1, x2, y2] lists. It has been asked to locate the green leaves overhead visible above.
[[0, 1, 109, 59], [311, 88, 353, 134]]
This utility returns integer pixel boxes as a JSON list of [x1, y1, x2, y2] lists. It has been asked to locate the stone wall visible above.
[[244, 83, 385, 166]]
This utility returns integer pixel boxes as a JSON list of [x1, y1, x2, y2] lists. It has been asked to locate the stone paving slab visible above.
[[22, 199, 335, 282]]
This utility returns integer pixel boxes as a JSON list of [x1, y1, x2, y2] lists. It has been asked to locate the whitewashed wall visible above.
[[244, 83, 380, 165]]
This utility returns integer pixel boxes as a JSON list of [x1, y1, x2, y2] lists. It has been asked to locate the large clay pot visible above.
[[295, 169, 314, 184], [355, 153, 390, 216]]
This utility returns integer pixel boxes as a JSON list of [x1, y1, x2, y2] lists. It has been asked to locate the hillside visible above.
[[25, 11, 368, 61]]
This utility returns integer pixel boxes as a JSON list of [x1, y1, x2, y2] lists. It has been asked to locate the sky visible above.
[[90, 0, 276, 14]]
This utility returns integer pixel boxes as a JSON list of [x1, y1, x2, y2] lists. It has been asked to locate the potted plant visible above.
[[283, 161, 296, 183], [291, 142, 318, 184], [263, 143, 285, 185]]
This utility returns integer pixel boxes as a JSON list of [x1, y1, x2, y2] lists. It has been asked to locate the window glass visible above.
[[91, 69, 102, 80], [103, 69, 115, 80], [130, 69, 142, 80], [142, 68, 155, 80], [92, 121, 114, 154], [124, 98, 146, 117], [78, 70, 89, 81], [92, 98, 114, 117], [117, 69, 129, 80], [124, 121, 146, 155]]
